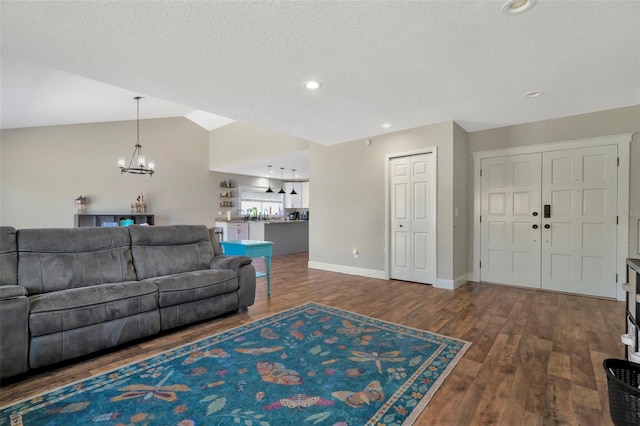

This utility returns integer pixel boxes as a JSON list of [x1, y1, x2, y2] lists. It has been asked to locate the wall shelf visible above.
[[219, 179, 237, 209], [74, 213, 155, 228]]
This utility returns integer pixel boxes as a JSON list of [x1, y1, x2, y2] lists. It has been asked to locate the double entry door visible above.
[[390, 153, 437, 284], [480, 145, 618, 298]]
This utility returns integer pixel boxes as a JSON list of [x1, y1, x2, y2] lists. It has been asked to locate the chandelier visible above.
[[118, 96, 155, 176]]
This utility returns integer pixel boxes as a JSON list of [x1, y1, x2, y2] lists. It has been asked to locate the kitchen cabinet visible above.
[[214, 221, 249, 241], [285, 182, 309, 209], [301, 181, 309, 209], [248, 221, 309, 255]]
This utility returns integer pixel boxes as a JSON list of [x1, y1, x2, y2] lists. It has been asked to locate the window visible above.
[[239, 186, 284, 217]]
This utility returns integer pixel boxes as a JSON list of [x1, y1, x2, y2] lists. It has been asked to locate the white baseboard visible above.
[[434, 273, 468, 290], [307, 261, 387, 280]]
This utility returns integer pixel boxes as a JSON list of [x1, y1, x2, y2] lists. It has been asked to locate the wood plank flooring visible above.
[[0, 252, 625, 425]]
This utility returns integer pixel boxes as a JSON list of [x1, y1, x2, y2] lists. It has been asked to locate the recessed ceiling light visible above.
[[303, 81, 321, 90], [382, 123, 391, 129], [502, 0, 536, 16], [523, 90, 544, 98]]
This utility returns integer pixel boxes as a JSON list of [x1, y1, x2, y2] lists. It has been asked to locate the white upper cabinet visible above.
[[284, 182, 309, 209]]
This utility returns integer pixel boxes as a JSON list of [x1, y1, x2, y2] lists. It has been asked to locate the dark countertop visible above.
[[629, 259, 640, 274], [218, 219, 308, 224], [264, 220, 309, 224]]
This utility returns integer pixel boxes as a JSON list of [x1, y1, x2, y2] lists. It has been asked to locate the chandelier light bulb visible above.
[[118, 157, 126, 168], [137, 155, 146, 166], [148, 160, 155, 170]]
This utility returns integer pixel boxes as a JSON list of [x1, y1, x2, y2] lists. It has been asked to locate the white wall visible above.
[[0, 117, 218, 228], [209, 121, 309, 170]]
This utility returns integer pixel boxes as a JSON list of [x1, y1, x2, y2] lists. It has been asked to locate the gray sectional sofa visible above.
[[0, 224, 256, 380]]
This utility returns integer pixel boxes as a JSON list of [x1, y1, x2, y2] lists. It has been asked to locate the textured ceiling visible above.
[[1, 1, 639, 146]]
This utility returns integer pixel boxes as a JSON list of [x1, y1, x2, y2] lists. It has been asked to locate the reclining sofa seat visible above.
[[0, 226, 28, 378], [128, 225, 254, 330], [18, 227, 159, 369]]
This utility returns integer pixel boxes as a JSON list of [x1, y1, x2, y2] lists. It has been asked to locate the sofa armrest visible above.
[[210, 256, 256, 309], [0, 284, 27, 300], [210, 255, 252, 274], [0, 285, 30, 379]]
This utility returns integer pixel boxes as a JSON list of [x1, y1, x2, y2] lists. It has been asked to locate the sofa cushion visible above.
[[145, 269, 237, 308], [17, 227, 137, 295], [28, 281, 158, 337], [0, 226, 17, 286], [129, 225, 216, 280]]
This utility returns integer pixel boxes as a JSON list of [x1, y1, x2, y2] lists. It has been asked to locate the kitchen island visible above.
[[248, 220, 309, 255]]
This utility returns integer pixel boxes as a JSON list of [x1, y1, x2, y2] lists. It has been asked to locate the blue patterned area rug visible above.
[[1, 303, 470, 426]]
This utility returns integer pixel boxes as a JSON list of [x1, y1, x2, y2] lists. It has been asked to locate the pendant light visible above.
[[290, 169, 298, 195], [117, 97, 155, 176], [278, 167, 286, 194], [265, 165, 274, 193]]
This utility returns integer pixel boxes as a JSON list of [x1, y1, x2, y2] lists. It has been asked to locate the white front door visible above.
[[480, 153, 542, 288], [390, 153, 436, 284], [479, 145, 619, 298], [541, 145, 618, 297]]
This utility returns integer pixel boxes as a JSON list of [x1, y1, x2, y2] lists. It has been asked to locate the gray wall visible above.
[[2, 104, 637, 284], [1, 117, 217, 228], [309, 120, 462, 283], [466, 105, 640, 273], [452, 122, 469, 282]]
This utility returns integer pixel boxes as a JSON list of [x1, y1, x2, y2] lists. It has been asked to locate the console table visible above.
[[74, 213, 154, 228], [220, 240, 274, 297]]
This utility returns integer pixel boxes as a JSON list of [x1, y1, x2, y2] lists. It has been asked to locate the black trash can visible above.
[[604, 358, 640, 426]]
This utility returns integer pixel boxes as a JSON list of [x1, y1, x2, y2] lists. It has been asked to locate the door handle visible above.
[[544, 224, 550, 229], [399, 224, 403, 228], [544, 204, 551, 218], [532, 224, 539, 229], [532, 212, 538, 216]]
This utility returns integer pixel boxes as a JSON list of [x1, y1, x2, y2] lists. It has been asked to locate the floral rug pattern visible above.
[[0, 303, 470, 426]]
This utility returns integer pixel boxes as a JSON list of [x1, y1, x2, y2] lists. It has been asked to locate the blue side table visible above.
[[220, 240, 274, 297]]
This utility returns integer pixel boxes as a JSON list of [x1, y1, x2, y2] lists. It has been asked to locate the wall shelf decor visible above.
[[74, 213, 154, 228]]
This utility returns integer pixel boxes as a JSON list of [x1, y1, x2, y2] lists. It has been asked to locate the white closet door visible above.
[[541, 145, 618, 297], [390, 153, 436, 284], [480, 154, 542, 288]]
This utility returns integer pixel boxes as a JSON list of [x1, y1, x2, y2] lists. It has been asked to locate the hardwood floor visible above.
[[0, 252, 625, 425]]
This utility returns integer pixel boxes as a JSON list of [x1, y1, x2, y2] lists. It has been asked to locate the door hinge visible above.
[[480, 169, 482, 177], [479, 261, 482, 269], [617, 216, 619, 225], [616, 273, 618, 282], [617, 157, 620, 167], [480, 215, 482, 223]]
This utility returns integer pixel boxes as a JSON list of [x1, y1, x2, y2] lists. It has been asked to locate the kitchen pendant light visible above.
[[278, 167, 286, 194], [290, 169, 298, 195], [265, 165, 274, 193], [118, 97, 155, 176]]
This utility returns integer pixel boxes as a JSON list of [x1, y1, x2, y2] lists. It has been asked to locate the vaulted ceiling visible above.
[[1, 1, 639, 148]]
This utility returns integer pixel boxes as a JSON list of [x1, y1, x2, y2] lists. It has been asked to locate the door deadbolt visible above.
[[532, 224, 539, 229], [544, 224, 550, 229], [533, 212, 538, 216]]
